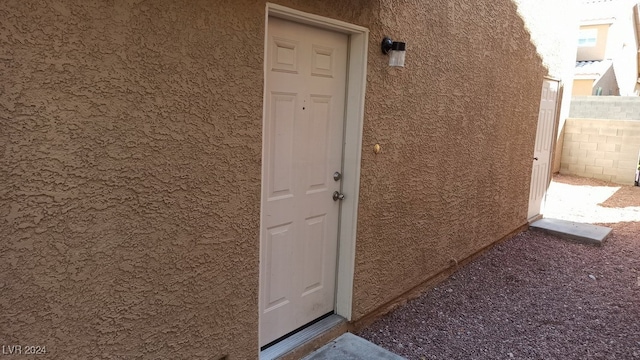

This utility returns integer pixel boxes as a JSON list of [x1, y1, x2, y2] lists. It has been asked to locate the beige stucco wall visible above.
[[353, 0, 575, 320], [513, 0, 579, 83], [572, 68, 620, 97], [1, 0, 574, 358], [577, 24, 611, 61], [512, 0, 579, 174], [1, 1, 268, 358], [594, 64, 621, 96], [609, 4, 640, 96], [573, 79, 595, 96]]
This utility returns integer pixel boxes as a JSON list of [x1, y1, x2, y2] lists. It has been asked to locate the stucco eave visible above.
[[581, 18, 615, 26]]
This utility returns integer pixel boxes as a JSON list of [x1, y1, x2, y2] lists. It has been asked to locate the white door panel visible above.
[[528, 79, 558, 220], [260, 17, 348, 346]]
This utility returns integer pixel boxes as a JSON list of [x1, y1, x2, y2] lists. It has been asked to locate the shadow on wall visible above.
[[593, 64, 620, 96]]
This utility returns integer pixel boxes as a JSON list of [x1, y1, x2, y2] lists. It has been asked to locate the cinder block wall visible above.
[[561, 118, 640, 185], [569, 96, 640, 120]]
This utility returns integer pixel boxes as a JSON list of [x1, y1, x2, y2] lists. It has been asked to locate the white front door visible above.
[[260, 17, 348, 347], [528, 79, 559, 220]]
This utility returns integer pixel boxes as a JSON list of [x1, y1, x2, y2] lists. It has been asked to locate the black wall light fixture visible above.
[[381, 37, 406, 67]]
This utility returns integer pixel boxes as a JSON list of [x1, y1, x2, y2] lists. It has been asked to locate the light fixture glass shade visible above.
[[389, 50, 405, 67], [388, 41, 406, 67]]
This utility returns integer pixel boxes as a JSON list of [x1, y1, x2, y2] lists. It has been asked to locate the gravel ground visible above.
[[358, 175, 640, 360]]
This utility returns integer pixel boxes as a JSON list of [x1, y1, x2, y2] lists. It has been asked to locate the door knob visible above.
[[332, 191, 345, 201], [534, 157, 539, 161]]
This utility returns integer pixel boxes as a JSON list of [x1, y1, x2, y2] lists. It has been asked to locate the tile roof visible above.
[[574, 60, 614, 76]]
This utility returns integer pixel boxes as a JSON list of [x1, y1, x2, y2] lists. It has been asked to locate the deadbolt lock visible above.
[[333, 172, 342, 181]]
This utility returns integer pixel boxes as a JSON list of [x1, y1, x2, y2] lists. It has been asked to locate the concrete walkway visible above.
[[543, 179, 640, 223], [302, 333, 406, 360]]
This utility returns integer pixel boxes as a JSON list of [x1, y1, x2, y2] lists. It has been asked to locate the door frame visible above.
[[528, 76, 561, 221], [260, 3, 368, 328]]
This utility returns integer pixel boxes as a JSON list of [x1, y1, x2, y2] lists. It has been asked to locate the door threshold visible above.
[[260, 314, 346, 360], [528, 214, 544, 224]]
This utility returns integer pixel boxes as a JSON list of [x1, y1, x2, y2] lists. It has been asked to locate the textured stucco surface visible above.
[[577, 24, 610, 61], [513, 0, 579, 174], [2, 0, 573, 358], [573, 79, 596, 96], [513, 0, 579, 83], [1, 1, 266, 358], [350, 0, 552, 320]]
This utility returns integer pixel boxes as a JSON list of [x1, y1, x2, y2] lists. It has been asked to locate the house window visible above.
[[578, 29, 597, 47]]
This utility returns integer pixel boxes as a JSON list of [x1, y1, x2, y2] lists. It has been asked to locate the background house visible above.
[[1, 0, 577, 358], [572, 0, 640, 96], [557, 0, 640, 185]]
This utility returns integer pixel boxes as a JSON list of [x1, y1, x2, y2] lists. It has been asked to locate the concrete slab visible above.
[[260, 315, 345, 360], [530, 218, 612, 246], [301, 333, 406, 360]]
